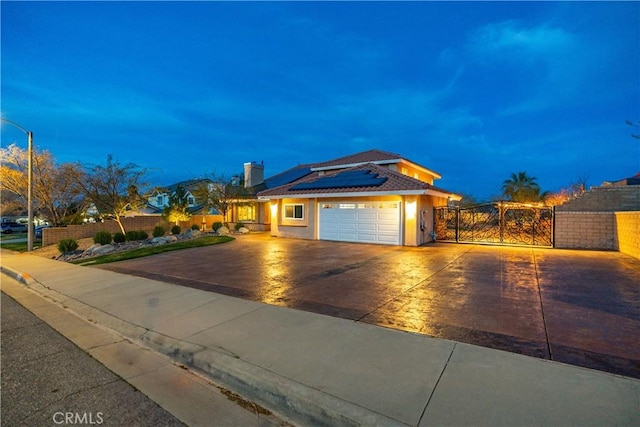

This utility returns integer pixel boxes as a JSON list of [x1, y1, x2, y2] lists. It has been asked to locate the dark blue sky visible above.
[[2, 1, 638, 199]]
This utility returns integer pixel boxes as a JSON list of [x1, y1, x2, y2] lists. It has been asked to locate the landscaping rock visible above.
[[92, 244, 115, 255], [85, 243, 102, 255], [151, 237, 168, 245], [164, 235, 178, 243], [182, 229, 202, 239], [238, 227, 250, 234], [217, 226, 230, 236]]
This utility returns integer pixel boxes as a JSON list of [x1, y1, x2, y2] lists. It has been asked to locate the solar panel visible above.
[[290, 169, 387, 191], [265, 166, 313, 189]]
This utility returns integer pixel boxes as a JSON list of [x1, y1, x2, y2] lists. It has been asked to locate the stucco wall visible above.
[[272, 198, 317, 240], [178, 214, 225, 232], [614, 211, 640, 260], [269, 194, 447, 246]]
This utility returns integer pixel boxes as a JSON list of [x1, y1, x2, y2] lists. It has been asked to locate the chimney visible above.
[[244, 161, 264, 188]]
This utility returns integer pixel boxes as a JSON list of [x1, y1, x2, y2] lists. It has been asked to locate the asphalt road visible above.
[[1, 291, 184, 427]]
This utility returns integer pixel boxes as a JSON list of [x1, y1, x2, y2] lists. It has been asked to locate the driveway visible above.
[[98, 233, 640, 378]]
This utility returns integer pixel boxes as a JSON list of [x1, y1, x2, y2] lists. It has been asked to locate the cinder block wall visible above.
[[614, 212, 640, 260], [555, 212, 616, 249], [555, 186, 640, 212], [554, 186, 640, 258], [42, 216, 171, 247]]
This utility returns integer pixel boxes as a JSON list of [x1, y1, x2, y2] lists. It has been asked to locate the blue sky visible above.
[[2, 1, 638, 199]]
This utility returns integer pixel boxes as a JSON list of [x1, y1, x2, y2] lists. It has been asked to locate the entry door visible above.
[[319, 202, 400, 245]]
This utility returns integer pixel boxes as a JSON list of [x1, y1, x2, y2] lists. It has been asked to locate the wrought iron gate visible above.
[[434, 202, 553, 247]]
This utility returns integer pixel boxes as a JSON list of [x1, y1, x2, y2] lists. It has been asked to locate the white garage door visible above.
[[319, 202, 401, 245]]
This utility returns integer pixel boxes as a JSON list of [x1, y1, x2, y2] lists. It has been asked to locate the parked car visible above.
[[1, 222, 28, 234], [35, 225, 51, 239]]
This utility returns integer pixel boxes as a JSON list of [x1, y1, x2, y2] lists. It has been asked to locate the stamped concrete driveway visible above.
[[98, 233, 640, 379]]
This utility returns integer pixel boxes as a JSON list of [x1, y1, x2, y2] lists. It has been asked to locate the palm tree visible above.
[[502, 171, 545, 202]]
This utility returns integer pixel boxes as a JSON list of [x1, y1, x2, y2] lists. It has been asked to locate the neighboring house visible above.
[[240, 149, 460, 246], [602, 172, 640, 187], [147, 179, 216, 215]]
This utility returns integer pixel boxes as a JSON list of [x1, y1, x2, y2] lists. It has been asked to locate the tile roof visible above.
[[310, 149, 402, 169], [258, 163, 455, 198], [164, 178, 212, 193]]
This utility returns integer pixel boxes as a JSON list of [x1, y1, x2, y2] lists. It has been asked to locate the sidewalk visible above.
[[2, 250, 638, 426]]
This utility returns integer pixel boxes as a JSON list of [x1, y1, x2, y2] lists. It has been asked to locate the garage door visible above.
[[319, 202, 400, 245]]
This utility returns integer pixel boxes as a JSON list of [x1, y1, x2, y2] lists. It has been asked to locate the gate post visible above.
[[499, 202, 504, 244], [455, 207, 460, 242]]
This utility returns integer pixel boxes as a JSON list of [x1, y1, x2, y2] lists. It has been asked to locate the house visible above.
[[602, 172, 640, 187], [147, 179, 215, 215], [240, 149, 460, 246]]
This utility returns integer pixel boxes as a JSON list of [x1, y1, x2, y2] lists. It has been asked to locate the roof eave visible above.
[[259, 189, 440, 200]]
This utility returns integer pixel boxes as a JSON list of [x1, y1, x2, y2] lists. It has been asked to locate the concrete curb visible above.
[[1, 270, 403, 426], [0, 265, 36, 286]]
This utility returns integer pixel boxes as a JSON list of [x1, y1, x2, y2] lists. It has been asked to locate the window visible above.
[[187, 196, 195, 206], [238, 205, 255, 222], [284, 204, 304, 220], [401, 167, 408, 175], [156, 195, 164, 205]]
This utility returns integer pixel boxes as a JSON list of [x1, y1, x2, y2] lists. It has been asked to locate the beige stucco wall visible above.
[[271, 198, 317, 240], [614, 211, 640, 260], [402, 195, 445, 246], [269, 194, 448, 246]]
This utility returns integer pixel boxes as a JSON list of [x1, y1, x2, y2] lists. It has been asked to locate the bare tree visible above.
[[192, 173, 251, 224], [76, 155, 148, 234], [625, 119, 640, 139], [0, 144, 84, 226]]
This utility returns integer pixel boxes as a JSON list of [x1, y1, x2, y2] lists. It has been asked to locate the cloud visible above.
[[467, 20, 577, 64], [459, 19, 606, 116]]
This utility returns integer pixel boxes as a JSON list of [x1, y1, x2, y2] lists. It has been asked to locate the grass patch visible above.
[[70, 235, 234, 265], [0, 233, 27, 241], [0, 242, 28, 251], [0, 241, 42, 252]]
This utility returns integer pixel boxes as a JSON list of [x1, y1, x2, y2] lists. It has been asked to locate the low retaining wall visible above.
[[614, 211, 640, 260], [177, 214, 225, 233], [42, 216, 171, 247], [41, 214, 268, 247]]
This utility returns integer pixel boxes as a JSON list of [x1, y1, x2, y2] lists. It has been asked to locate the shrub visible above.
[[191, 224, 200, 231], [152, 226, 165, 238], [58, 239, 79, 254], [171, 225, 181, 235], [234, 222, 245, 231], [125, 230, 148, 241], [212, 222, 223, 231], [113, 232, 126, 243], [94, 231, 112, 245]]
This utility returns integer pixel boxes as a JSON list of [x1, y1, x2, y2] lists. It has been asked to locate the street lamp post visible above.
[[1, 118, 34, 251]]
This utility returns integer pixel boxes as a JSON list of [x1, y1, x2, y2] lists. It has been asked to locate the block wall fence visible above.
[[614, 212, 640, 260], [554, 185, 640, 260], [554, 212, 616, 250], [42, 216, 172, 247]]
